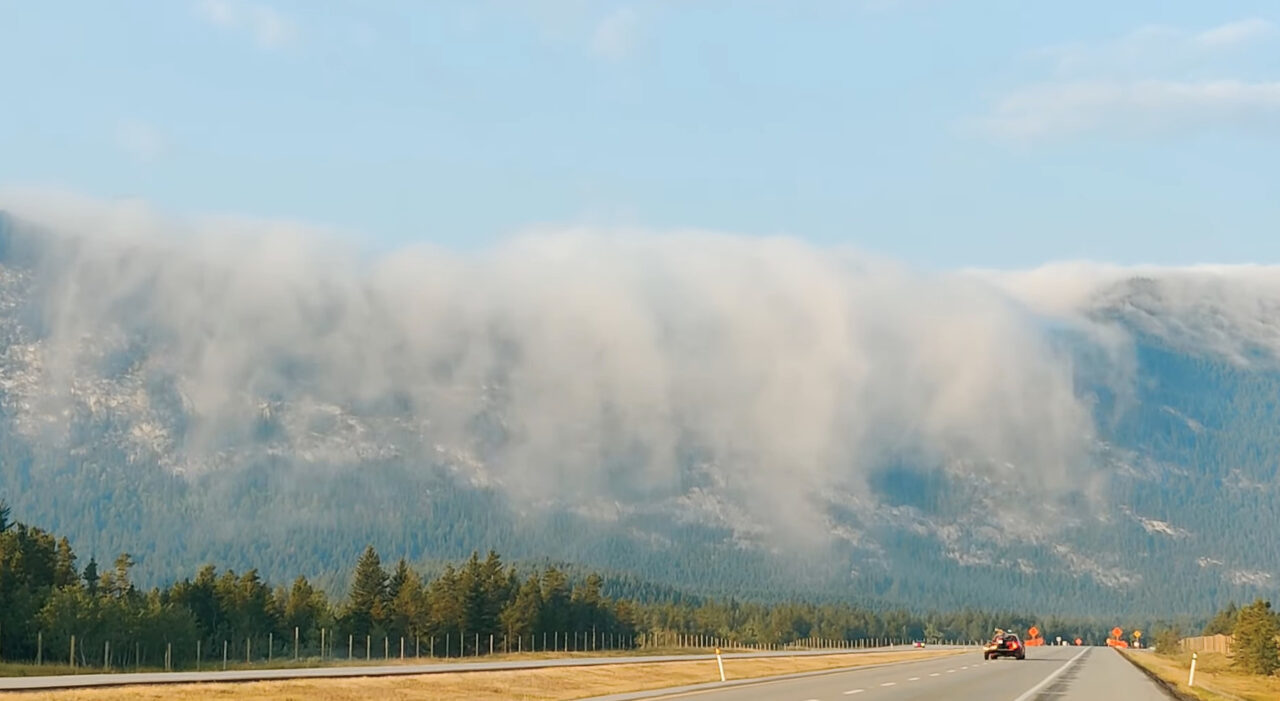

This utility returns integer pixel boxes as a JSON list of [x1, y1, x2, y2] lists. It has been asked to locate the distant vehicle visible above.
[[913, 640, 925, 648], [983, 632, 1025, 660]]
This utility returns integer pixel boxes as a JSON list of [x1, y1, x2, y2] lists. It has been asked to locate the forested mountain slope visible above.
[[1, 208, 1277, 616]]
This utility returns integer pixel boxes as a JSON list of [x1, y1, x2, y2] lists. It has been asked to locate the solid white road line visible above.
[[1010, 648, 1090, 701], [929, 672, 940, 676], [881, 681, 896, 686], [842, 690, 865, 695], [909, 676, 920, 680]]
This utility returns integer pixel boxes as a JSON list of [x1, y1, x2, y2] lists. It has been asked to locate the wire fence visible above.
[[0, 629, 959, 673]]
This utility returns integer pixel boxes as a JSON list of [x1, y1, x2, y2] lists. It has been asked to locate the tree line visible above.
[[1155, 599, 1280, 677], [0, 500, 1154, 671]]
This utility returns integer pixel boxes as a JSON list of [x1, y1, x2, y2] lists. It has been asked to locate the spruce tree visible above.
[[388, 558, 411, 603], [345, 545, 389, 636], [1203, 602, 1238, 635], [82, 557, 99, 595], [501, 576, 543, 638], [53, 537, 78, 589], [1233, 599, 1280, 675]]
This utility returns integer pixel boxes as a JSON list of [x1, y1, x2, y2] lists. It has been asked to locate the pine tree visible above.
[[1203, 602, 1238, 635], [345, 545, 389, 636], [82, 557, 99, 595], [1154, 626, 1181, 656], [539, 566, 571, 634], [102, 553, 136, 599], [388, 566, 424, 638], [284, 575, 328, 644], [1232, 599, 1279, 676], [0, 499, 9, 533], [388, 558, 411, 603], [501, 576, 543, 638], [53, 537, 78, 589], [426, 564, 463, 638]]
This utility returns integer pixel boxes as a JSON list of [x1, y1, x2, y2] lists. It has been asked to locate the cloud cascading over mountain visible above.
[[3, 190, 1280, 613], [0, 192, 1104, 533]]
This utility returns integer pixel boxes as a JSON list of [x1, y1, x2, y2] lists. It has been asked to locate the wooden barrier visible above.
[[1179, 634, 1233, 654]]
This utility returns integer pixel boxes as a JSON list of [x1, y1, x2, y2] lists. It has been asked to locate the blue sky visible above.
[[1, 0, 1278, 269]]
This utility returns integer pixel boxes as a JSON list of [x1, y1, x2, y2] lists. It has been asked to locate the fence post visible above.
[[70, 634, 76, 669], [400, 637, 405, 659], [366, 635, 371, 661], [294, 627, 299, 660], [384, 636, 388, 659], [320, 629, 324, 661], [268, 632, 273, 663], [105, 641, 111, 671], [348, 634, 353, 660], [489, 634, 494, 656], [37, 631, 42, 666], [195, 640, 199, 671], [222, 640, 227, 670]]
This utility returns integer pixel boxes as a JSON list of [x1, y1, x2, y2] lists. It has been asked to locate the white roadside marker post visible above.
[[1188, 652, 1197, 687], [716, 646, 726, 682]]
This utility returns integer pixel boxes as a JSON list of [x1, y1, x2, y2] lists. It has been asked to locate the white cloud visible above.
[[984, 79, 1280, 138], [982, 18, 1279, 138], [1045, 19, 1274, 75], [195, 0, 296, 49], [115, 120, 168, 163], [10, 190, 1280, 545], [0, 189, 1104, 543], [1195, 18, 1274, 48], [591, 6, 639, 60]]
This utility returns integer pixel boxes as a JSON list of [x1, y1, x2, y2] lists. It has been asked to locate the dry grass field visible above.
[[0, 649, 963, 701], [1124, 650, 1280, 701]]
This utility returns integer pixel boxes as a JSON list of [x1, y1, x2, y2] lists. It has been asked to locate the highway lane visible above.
[[0, 644, 937, 691], [585, 646, 1172, 701]]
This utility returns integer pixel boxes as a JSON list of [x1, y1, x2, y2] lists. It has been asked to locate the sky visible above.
[[1, 0, 1278, 269]]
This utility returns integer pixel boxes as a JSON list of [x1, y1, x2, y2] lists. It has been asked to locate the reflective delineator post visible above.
[[1189, 652, 1197, 687], [715, 646, 725, 682]]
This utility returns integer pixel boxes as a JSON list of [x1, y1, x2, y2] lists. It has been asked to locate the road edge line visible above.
[[1009, 646, 1090, 701]]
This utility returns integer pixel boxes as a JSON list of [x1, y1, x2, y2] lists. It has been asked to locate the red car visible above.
[[983, 633, 1025, 660]]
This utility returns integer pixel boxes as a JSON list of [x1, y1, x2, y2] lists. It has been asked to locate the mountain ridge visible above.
[[0, 208, 1276, 616]]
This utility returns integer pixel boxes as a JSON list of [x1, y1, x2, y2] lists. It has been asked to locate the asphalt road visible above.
[[0, 645, 928, 691], [583, 646, 1172, 701]]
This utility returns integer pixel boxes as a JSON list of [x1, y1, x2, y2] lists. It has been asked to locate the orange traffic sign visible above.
[[1075, 638, 1082, 646], [1028, 626, 1040, 638]]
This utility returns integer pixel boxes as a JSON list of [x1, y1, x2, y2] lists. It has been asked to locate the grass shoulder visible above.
[[1123, 650, 1280, 701]]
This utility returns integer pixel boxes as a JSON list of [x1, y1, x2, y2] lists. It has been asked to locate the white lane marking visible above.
[[946, 669, 956, 673], [929, 672, 940, 677], [1010, 647, 1090, 701], [843, 691, 865, 695], [881, 681, 897, 687], [909, 676, 920, 681]]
